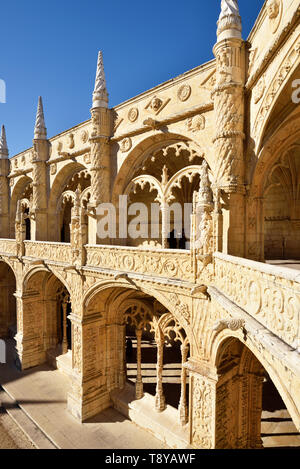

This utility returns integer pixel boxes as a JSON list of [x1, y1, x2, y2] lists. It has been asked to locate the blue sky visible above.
[[1, 0, 263, 156]]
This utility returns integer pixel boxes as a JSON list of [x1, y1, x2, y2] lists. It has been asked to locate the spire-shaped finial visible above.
[[92, 51, 108, 108], [0, 125, 9, 159], [34, 96, 47, 140], [217, 0, 242, 41]]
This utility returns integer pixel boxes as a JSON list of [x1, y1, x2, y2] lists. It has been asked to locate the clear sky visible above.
[[1, 0, 263, 157]]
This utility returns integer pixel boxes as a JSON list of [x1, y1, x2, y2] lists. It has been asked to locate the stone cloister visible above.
[[0, 0, 300, 449]]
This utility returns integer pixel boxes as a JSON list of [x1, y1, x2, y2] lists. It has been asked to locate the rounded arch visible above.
[[23, 265, 72, 297], [252, 37, 300, 154], [210, 329, 300, 433], [10, 175, 32, 237], [49, 162, 87, 213], [83, 280, 193, 344], [48, 162, 87, 241], [0, 260, 17, 339], [250, 107, 300, 197], [111, 132, 211, 207]]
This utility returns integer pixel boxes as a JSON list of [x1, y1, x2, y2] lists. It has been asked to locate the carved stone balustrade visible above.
[[86, 245, 194, 282], [213, 252, 300, 350], [24, 241, 73, 264]]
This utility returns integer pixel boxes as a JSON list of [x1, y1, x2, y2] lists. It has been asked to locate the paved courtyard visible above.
[[0, 341, 167, 449]]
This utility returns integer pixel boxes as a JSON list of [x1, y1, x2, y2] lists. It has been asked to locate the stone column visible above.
[[212, 1, 246, 257], [62, 301, 68, 354], [178, 344, 189, 426], [88, 52, 111, 245], [0, 126, 10, 238], [67, 312, 110, 422], [135, 327, 144, 399], [185, 358, 218, 449], [31, 97, 49, 241], [15, 293, 45, 370], [155, 329, 166, 412], [160, 200, 169, 249]]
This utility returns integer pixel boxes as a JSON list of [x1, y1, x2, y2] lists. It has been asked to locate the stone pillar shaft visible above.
[[135, 328, 144, 399], [155, 331, 166, 412], [178, 344, 189, 426]]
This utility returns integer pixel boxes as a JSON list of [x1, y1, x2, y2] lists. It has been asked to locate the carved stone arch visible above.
[[57, 190, 76, 214], [48, 162, 87, 241], [10, 175, 33, 237], [164, 164, 209, 203], [22, 266, 51, 294], [80, 186, 91, 207], [0, 258, 18, 285], [124, 174, 163, 204], [83, 280, 191, 340], [250, 108, 300, 197], [210, 330, 300, 432], [154, 311, 189, 347], [111, 132, 210, 207], [44, 269, 71, 299], [252, 38, 300, 154], [119, 299, 154, 330], [23, 265, 71, 297]]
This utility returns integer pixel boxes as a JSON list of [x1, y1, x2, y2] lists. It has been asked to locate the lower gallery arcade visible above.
[[0, 260, 298, 449]]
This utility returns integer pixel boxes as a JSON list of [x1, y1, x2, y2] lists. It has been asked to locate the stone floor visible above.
[[1, 339, 300, 449], [0, 410, 35, 449], [0, 341, 167, 450]]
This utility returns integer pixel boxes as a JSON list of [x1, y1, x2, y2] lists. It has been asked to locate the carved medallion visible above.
[[81, 130, 89, 144], [128, 107, 139, 122], [178, 84, 191, 102], [187, 115, 206, 132], [266, 0, 282, 34], [145, 95, 170, 115], [120, 137, 132, 153]]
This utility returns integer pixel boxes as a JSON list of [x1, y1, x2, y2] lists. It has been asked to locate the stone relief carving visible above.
[[50, 163, 57, 175], [253, 75, 265, 104], [80, 130, 89, 144], [128, 107, 139, 122], [266, 0, 282, 34], [120, 137, 132, 153], [68, 133, 75, 149], [178, 84, 191, 102], [187, 115, 206, 132], [145, 96, 170, 115]]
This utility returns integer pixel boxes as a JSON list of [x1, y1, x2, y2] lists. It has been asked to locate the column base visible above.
[[15, 334, 46, 370], [67, 373, 111, 422]]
